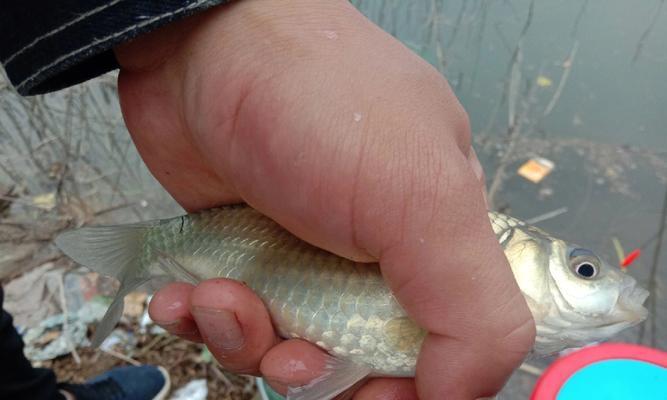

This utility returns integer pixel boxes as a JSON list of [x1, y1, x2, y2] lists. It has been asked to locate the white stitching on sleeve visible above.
[[3, 0, 126, 66], [15, 0, 219, 92]]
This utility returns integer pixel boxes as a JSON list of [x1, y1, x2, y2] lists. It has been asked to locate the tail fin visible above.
[[55, 222, 155, 346]]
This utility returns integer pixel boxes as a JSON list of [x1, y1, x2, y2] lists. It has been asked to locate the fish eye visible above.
[[574, 262, 597, 279], [569, 247, 601, 280], [570, 248, 595, 258]]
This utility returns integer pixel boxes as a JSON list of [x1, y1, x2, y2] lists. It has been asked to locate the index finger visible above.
[[361, 142, 535, 399]]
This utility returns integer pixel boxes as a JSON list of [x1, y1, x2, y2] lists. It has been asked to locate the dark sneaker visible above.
[[58, 365, 170, 400]]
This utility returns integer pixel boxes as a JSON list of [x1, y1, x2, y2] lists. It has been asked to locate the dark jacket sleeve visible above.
[[0, 0, 226, 96]]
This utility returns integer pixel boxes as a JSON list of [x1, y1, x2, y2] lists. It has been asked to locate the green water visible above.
[[353, 0, 667, 150], [350, 1, 667, 397]]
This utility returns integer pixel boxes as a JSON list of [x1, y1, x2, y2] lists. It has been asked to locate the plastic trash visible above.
[[22, 300, 108, 361], [518, 157, 555, 183], [169, 379, 208, 400]]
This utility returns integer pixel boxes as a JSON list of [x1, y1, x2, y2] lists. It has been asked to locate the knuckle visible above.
[[495, 304, 536, 361], [214, 351, 263, 375], [415, 67, 471, 152]]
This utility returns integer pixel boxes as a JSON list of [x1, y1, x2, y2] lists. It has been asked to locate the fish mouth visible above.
[[616, 285, 649, 324]]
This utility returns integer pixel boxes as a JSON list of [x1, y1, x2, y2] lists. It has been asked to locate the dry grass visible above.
[[0, 71, 177, 281], [0, 71, 258, 397], [40, 328, 256, 400]]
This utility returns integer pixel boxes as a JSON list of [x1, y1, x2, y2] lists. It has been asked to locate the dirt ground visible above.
[[36, 327, 258, 400]]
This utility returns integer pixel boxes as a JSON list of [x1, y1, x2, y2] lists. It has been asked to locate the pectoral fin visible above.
[[153, 248, 202, 285], [286, 355, 372, 400]]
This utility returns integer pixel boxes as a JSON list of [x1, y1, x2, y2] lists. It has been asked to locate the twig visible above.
[[612, 237, 626, 265], [480, 0, 535, 138], [493, 23, 513, 55], [58, 273, 81, 365], [571, 0, 588, 38], [136, 334, 166, 357], [211, 364, 234, 388], [507, 47, 522, 129], [0, 194, 53, 210], [486, 1, 537, 208], [639, 186, 667, 346], [543, 40, 579, 117], [468, 2, 488, 94], [486, 130, 517, 209], [93, 202, 138, 217], [633, 0, 665, 63], [241, 375, 257, 394], [422, 0, 446, 72], [518, 363, 543, 377], [100, 348, 142, 366], [526, 207, 568, 225], [445, 0, 468, 48], [0, 216, 34, 227], [487, 72, 543, 209]]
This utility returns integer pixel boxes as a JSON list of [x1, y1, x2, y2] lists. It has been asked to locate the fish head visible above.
[[534, 238, 648, 354]]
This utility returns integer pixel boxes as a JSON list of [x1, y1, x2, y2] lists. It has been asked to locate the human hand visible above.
[[114, 0, 534, 398]]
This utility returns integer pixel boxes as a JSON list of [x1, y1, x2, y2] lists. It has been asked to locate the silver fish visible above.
[[56, 205, 648, 400]]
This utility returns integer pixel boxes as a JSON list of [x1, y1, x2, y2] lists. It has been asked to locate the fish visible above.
[[55, 205, 649, 400]]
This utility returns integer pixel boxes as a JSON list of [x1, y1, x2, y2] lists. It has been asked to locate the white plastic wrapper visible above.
[[169, 379, 207, 400]]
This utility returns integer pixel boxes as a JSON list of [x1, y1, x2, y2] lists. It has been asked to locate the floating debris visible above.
[[621, 249, 642, 268], [612, 237, 642, 269], [536, 75, 553, 88], [612, 237, 626, 265], [517, 157, 555, 183], [475, 135, 667, 198], [526, 207, 568, 224], [562, 58, 573, 69], [538, 186, 555, 200]]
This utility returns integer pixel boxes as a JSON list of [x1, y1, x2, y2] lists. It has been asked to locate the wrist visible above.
[[114, 0, 358, 73]]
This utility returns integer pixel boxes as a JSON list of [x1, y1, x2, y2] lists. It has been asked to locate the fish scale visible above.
[[56, 204, 649, 399], [146, 207, 420, 375]]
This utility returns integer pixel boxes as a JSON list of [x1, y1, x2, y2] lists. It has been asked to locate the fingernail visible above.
[[191, 306, 245, 351], [155, 318, 199, 336]]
